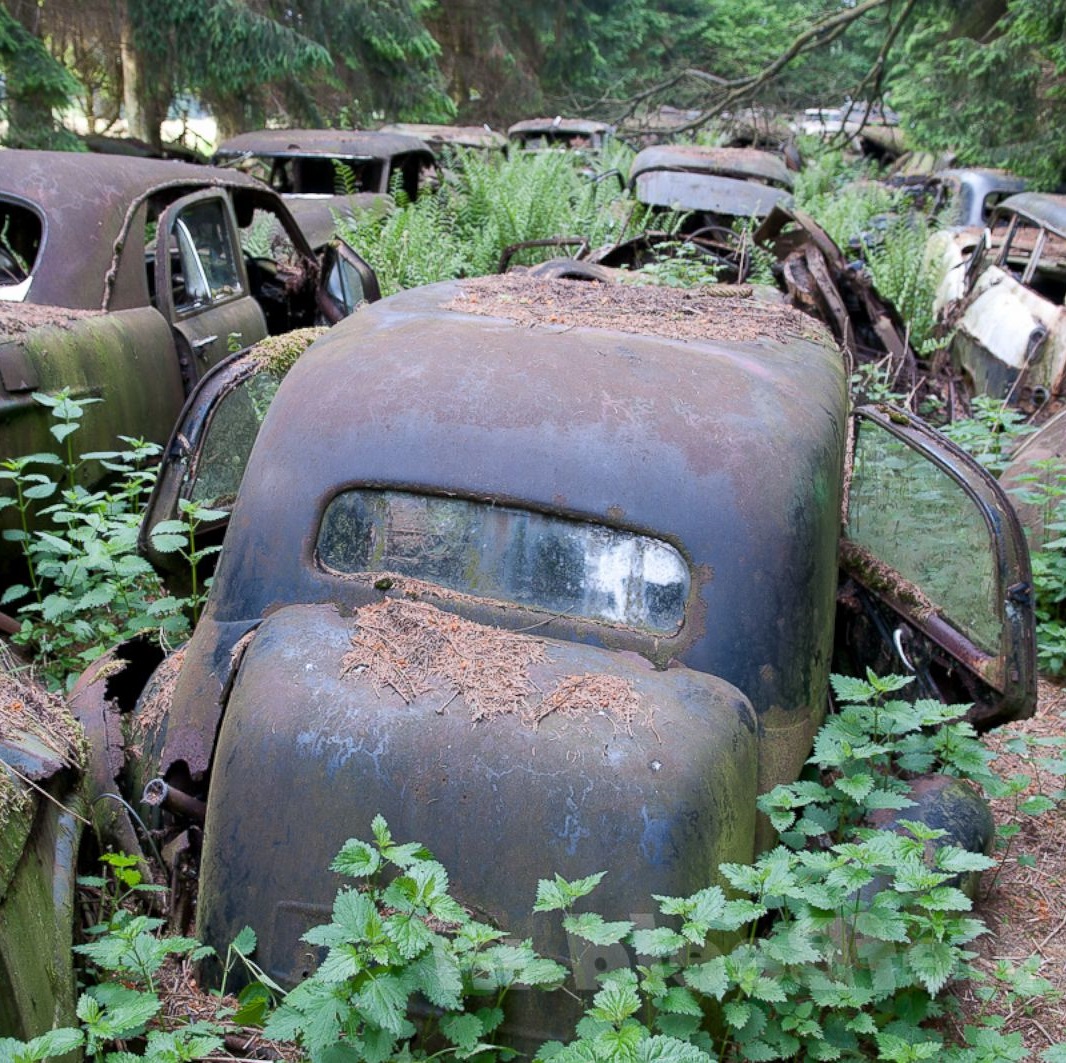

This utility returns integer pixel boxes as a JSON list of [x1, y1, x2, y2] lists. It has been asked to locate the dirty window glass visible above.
[[0, 202, 43, 301], [846, 420, 1000, 653], [185, 370, 281, 509], [324, 251, 366, 314], [318, 490, 690, 633], [170, 199, 241, 311]]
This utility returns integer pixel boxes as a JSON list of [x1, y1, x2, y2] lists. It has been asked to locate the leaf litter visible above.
[[340, 598, 646, 734]]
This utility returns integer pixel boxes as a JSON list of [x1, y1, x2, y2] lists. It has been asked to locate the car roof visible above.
[[206, 275, 847, 690], [1, 149, 266, 309], [995, 192, 1066, 237], [630, 145, 794, 190], [214, 128, 433, 162], [378, 123, 507, 151], [507, 117, 612, 137]]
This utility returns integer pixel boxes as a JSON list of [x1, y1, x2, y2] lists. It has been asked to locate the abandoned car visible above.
[[507, 117, 613, 153], [0, 150, 379, 552], [931, 192, 1066, 407], [628, 144, 794, 226], [378, 122, 507, 154], [68, 273, 1034, 1048], [212, 129, 435, 248]]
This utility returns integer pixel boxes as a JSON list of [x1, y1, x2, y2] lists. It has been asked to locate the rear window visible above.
[[317, 489, 690, 633], [0, 201, 43, 301]]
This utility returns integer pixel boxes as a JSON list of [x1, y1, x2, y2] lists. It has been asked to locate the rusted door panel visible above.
[[154, 190, 268, 389], [951, 267, 1066, 397], [196, 603, 759, 1049], [840, 405, 1035, 728]]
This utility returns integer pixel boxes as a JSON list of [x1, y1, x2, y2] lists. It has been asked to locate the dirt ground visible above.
[[950, 680, 1066, 1050]]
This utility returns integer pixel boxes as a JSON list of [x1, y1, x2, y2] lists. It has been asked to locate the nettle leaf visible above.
[[631, 927, 687, 958], [354, 971, 411, 1035], [829, 674, 878, 703], [534, 872, 607, 912], [723, 999, 751, 1030], [331, 839, 382, 878], [516, 956, 569, 988], [906, 940, 958, 995], [564, 912, 634, 946], [407, 944, 463, 1010], [656, 986, 703, 1017], [763, 921, 821, 965], [0, 1028, 83, 1063], [634, 1033, 714, 1063], [441, 1012, 484, 1051], [834, 773, 875, 801], [1020, 795, 1057, 816], [854, 907, 909, 943], [384, 910, 435, 959], [684, 957, 729, 1000], [589, 971, 641, 1024]]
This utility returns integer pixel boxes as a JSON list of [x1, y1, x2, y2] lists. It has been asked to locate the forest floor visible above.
[[950, 680, 1066, 1052]]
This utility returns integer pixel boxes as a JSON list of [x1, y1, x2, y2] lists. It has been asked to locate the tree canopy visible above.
[[0, 0, 1061, 183]]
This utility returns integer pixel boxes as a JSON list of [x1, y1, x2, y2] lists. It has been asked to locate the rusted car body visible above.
[[378, 123, 507, 153], [628, 144, 794, 224], [933, 193, 1066, 406], [71, 271, 1034, 1048], [213, 129, 434, 247], [0, 150, 378, 551], [507, 117, 613, 152]]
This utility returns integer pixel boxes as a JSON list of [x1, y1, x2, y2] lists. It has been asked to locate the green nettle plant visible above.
[[1005, 457, 1066, 675], [262, 814, 568, 1062], [0, 391, 200, 688], [9, 675, 1066, 1063]]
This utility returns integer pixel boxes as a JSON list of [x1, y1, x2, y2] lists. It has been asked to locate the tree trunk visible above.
[[119, 2, 166, 148]]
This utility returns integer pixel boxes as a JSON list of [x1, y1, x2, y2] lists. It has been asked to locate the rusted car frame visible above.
[[628, 144, 794, 223], [936, 192, 1066, 406], [378, 123, 507, 153], [507, 117, 613, 152], [0, 151, 378, 555], [213, 129, 435, 247], [68, 272, 1035, 1051]]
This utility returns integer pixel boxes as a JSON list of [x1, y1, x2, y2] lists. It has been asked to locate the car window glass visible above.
[[170, 199, 241, 311], [0, 201, 43, 301], [846, 419, 1000, 653], [324, 252, 366, 314], [318, 489, 690, 634], [185, 370, 282, 509]]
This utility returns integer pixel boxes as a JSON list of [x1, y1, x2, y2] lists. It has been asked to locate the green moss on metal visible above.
[[249, 326, 328, 376]]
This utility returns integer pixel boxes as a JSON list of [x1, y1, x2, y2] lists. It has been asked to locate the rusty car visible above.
[[378, 122, 507, 154], [0, 151, 379, 558], [212, 129, 435, 248], [628, 144, 794, 225], [932, 192, 1066, 409], [68, 270, 1034, 1048], [507, 116, 613, 153]]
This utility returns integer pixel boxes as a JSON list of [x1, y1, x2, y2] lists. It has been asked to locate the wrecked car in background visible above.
[[0, 150, 379, 553], [72, 271, 1034, 1048], [933, 192, 1066, 408], [378, 122, 507, 154], [507, 116, 613, 153], [628, 144, 794, 225], [213, 129, 435, 248]]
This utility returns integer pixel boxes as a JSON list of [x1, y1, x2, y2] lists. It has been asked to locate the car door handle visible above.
[[190, 334, 218, 353]]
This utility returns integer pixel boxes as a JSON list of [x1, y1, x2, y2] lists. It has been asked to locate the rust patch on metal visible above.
[[446, 274, 829, 347], [340, 598, 645, 730]]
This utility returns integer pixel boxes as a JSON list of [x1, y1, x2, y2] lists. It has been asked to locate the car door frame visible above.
[[839, 403, 1036, 728], [154, 189, 268, 389]]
